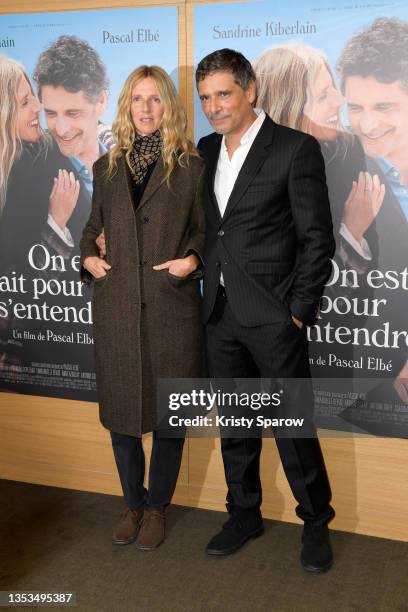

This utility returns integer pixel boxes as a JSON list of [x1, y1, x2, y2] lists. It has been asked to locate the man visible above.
[[196, 49, 335, 572], [33, 35, 110, 257], [337, 18, 408, 407]]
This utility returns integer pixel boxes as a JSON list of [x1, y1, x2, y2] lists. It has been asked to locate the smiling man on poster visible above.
[[33, 35, 111, 256], [337, 18, 408, 407], [196, 48, 336, 571]]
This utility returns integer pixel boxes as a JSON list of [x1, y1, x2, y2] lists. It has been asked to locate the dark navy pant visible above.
[[110, 431, 185, 510]]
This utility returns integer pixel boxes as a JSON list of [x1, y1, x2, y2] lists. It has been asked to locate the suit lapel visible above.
[[222, 116, 276, 221], [207, 136, 223, 222]]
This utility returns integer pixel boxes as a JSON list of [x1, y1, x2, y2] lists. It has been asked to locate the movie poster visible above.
[[194, 0, 408, 436], [0, 6, 178, 400]]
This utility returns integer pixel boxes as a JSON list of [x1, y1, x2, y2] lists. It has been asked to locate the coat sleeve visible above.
[[79, 163, 104, 283], [181, 163, 206, 278], [287, 135, 335, 325]]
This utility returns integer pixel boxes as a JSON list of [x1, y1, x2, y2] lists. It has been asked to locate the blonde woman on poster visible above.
[[80, 66, 205, 550], [0, 56, 79, 273]]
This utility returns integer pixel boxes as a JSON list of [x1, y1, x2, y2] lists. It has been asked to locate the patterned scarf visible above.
[[127, 130, 162, 184]]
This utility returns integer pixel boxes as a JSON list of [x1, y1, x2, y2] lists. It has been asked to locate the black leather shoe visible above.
[[206, 513, 264, 556], [300, 524, 333, 572]]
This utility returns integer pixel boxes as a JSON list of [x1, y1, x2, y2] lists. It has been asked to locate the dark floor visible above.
[[0, 480, 407, 612]]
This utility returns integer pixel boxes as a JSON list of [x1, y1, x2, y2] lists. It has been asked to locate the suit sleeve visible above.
[[182, 164, 206, 278], [0, 155, 62, 271], [287, 135, 335, 325], [79, 164, 104, 283]]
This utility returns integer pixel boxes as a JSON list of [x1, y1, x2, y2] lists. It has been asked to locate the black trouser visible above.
[[205, 288, 335, 526], [110, 431, 185, 510]]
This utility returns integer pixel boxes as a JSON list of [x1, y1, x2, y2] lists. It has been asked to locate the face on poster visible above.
[[0, 6, 178, 401], [194, 1, 408, 435]]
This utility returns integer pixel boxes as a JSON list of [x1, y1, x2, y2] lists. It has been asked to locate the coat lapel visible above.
[[119, 152, 167, 212], [119, 154, 135, 215], [222, 116, 276, 221], [138, 156, 167, 210]]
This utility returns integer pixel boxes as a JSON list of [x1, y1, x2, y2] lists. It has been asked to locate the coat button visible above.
[[217, 230, 224, 236], [141, 302, 146, 309], [139, 260, 146, 267], [215, 261, 221, 267], [142, 216, 149, 224]]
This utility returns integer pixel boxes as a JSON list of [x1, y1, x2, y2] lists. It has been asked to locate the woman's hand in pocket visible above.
[[153, 254, 199, 277]]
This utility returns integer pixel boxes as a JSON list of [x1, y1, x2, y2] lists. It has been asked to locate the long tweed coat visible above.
[[80, 152, 205, 436]]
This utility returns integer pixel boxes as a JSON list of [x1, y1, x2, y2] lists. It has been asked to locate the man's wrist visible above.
[[47, 214, 74, 247], [291, 315, 304, 329], [339, 223, 372, 261]]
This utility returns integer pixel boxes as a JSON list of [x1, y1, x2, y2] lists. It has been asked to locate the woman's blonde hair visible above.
[[0, 56, 26, 213], [253, 43, 345, 135], [108, 65, 197, 180]]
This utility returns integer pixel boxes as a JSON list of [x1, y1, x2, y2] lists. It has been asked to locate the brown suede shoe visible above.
[[135, 506, 166, 550], [112, 507, 144, 545]]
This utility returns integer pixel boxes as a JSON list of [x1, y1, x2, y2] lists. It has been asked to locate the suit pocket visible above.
[[289, 318, 305, 333]]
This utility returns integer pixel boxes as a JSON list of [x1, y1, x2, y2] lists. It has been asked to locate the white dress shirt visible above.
[[214, 108, 266, 285], [215, 108, 265, 216]]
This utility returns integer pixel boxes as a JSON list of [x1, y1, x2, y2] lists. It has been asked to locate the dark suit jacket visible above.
[[197, 114, 335, 327], [339, 156, 408, 433], [0, 138, 92, 272], [362, 156, 408, 377]]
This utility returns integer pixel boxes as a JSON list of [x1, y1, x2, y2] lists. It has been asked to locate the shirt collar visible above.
[[69, 140, 107, 175], [375, 157, 401, 181], [221, 108, 265, 152]]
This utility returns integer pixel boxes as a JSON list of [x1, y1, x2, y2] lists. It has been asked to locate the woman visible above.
[[0, 55, 79, 272], [0, 55, 42, 217], [80, 66, 205, 550], [253, 44, 384, 250]]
